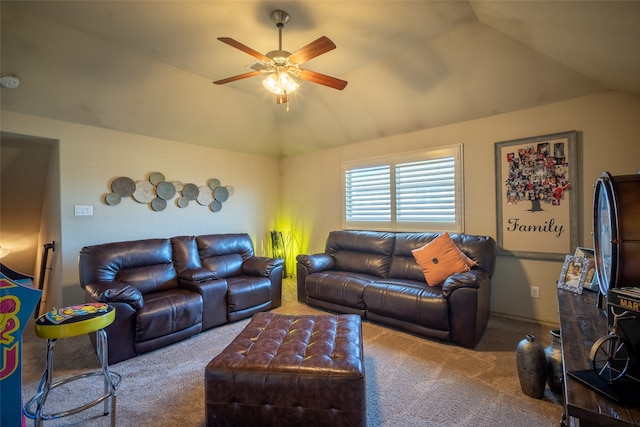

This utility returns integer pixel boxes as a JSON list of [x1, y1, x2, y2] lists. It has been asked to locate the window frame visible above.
[[342, 144, 464, 233]]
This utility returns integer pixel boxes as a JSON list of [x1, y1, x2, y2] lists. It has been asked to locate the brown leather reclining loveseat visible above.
[[296, 230, 497, 348], [79, 233, 283, 364]]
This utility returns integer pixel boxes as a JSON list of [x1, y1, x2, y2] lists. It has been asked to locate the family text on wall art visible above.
[[495, 131, 578, 260]]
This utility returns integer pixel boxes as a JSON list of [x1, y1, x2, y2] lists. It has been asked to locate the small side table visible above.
[[24, 303, 121, 427]]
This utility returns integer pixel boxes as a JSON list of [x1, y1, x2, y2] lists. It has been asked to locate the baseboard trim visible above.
[[490, 311, 559, 329]]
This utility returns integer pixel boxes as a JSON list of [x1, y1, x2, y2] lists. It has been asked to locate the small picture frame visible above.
[[573, 247, 598, 291], [557, 254, 589, 294]]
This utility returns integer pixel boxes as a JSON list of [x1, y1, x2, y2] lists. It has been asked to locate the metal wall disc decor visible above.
[[156, 181, 176, 200], [210, 200, 223, 212], [176, 197, 189, 208], [111, 177, 136, 197], [133, 180, 155, 203], [104, 172, 233, 213], [197, 186, 213, 206], [208, 178, 221, 190], [151, 197, 167, 211], [149, 172, 165, 185], [181, 183, 199, 200], [214, 186, 229, 202], [105, 192, 121, 206]]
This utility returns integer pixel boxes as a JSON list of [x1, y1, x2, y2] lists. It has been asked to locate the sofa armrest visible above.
[[443, 270, 492, 348], [296, 253, 336, 303], [178, 267, 216, 285], [242, 256, 284, 277], [84, 280, 144, 310], [296, 253, 335, 274], [441, 271, 481, 297]]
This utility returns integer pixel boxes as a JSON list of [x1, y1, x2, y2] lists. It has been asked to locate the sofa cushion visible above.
[[171, 235, 202, 273], [325, 231, 395, 278], [226, 276, 272, 313], [201, 253, 244, 278], [197, 234, 255, 277], [305, 271, 375, 310], [411, 232, 471, 286], [136, 288, 203, 342], [363, 280, 449, 331], [116, 263, 178, 295], [79, 238, 179, 295]]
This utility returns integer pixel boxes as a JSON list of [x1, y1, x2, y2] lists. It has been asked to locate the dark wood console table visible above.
[[557, 288, 640, 426]]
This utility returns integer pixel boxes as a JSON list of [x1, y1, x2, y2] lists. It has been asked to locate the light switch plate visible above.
[[74, 205, 93, 216]]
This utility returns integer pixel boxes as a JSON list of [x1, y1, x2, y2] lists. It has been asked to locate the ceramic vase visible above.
[[516, 334, 546, 399], [545, 329, 564, 394]]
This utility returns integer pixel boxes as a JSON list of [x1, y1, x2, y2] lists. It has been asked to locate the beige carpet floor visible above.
[[20, 279, 563, 426]]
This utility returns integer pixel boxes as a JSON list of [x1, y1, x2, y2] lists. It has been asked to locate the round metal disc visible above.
[[181, 183, 199, 200], [156, 181, 176, 200], [214, 186, 229, 202], [172, 181, 184, 192], [111, 177, 136, 197], [226, 185, 235, 195], [105, 192, 121, 206], [210, 200, 222, 212], [149, 172, 165, 185], [133, 180, 155, 203], [208, 178, 221, 190], [197, 186, 213, 206], [151, 197, 167, 211], [176, 197, 189, 208]]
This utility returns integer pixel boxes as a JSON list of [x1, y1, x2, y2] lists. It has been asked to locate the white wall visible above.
[[1, 111, 281, 310], [280, 92, 640, 325], [3, 91, 639, 323]]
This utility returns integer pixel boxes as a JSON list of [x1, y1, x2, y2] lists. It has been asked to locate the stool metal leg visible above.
[[96, 328, 118, 425], [24, 329, 121, 426], [31, 339, 57, 427]]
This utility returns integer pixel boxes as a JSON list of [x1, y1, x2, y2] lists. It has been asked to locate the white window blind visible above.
[[345, 165, 391, 222], [396, 157, 455, 222], [343, 145, 463, 232]]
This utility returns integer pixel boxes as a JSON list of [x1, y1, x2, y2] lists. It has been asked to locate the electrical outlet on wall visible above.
[[530, 286, 540, 299]]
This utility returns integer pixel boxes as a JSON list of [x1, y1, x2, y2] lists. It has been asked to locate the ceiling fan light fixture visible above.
[[213, 9, 347, 106], [262, 71, 299, 95]]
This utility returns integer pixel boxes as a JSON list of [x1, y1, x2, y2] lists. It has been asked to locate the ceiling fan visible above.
[[213, 10, 347, 105]]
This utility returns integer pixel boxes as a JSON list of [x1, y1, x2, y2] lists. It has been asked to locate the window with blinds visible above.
[[343, 144, 463, 232], [345, 165, 391, 222]]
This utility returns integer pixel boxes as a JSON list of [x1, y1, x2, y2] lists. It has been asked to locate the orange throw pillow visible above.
[[411, 232, 472, 286]]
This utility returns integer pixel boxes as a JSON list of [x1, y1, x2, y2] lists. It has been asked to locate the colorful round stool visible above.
[[24, 303, 121, 426]]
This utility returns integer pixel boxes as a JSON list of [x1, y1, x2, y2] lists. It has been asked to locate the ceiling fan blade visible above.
[[298, 69, 348, 90], [288, 36, 336, 64], [217, 37, 270, 62], [213, 71, 262, 85]]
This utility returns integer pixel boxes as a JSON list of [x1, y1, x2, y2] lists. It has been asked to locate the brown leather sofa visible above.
[[296, 230, 497, 348], [79, 233, 283, 364]]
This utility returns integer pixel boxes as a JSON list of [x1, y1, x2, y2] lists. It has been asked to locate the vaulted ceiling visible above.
[[2, 1, 639, 157]]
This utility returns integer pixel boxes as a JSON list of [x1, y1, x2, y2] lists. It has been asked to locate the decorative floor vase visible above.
[[545, 329, 564, 394], [516, 334, 546, 399]]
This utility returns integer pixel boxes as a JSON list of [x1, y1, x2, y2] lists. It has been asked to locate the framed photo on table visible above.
[[495, 131, 578, 260], [557, 255, 590, 294], [574, 247, 598, 291]]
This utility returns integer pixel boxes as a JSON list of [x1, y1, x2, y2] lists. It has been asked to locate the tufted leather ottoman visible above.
[[205, 312, 365, 427]]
